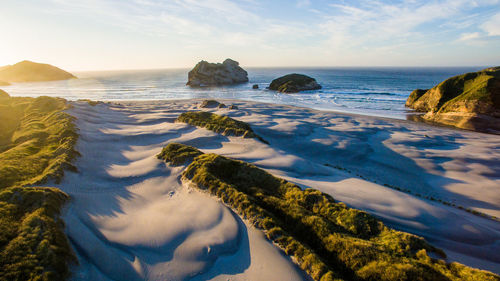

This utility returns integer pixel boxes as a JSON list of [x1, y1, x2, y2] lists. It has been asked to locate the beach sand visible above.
[[57, 99, 500, 280]]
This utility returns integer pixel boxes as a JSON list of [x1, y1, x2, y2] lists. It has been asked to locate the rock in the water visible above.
[[0, 89, 9, 99], [229, 104, 238, 110], [406, 66, 500, 133], [187, 59, 248, 87], [0, 60, 76, 82], [218, 103, 226, 108], [252, 84, 259, 89], [269, 73, 321, 93], [199, 100, 222, 108]]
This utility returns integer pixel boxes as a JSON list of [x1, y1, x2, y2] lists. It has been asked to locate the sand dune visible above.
[[59, 101, 307, 281], [58, 99, 500, 280]]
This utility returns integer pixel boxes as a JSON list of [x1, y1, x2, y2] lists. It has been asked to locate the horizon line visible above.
[[70, 65, 492, 73]]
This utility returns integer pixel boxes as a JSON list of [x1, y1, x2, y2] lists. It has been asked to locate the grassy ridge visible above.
[[0, 96, 79, 189], [406, 66, 499, 115], [0, 94, 78, 280], [160, 143, 500, 281], [176, 111, 268, 143]]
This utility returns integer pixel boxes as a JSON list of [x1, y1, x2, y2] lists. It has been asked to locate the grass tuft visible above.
[[176, 111, 268, 143], [157, 143, 203, 166]]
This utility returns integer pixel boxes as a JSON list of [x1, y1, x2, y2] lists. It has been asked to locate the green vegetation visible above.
[[0, 186, 75, 280], [406, 66, 500, 115], [0, 95, 79, 188], [176, 111, 268, 143], [0, 93, 78, 280], [162, 143, 500, 281], [157, 143, 203, 165], [269, 73, 321, 93], [0, 60, 76, 83], [405, 89, 427, 107]]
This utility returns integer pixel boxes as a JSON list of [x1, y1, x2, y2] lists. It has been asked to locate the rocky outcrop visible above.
[[0, 60, 76, 82], [269, 73, 321, 93], [186, 59, 248, 87], [199, 100, 222, 108], [406, 66, 500, 133]]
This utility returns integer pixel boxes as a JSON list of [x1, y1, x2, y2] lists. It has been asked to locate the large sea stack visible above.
[[0, 60, 76, 82], [406, 66, 500, 133], [269, 73, 321, 93], [186, 58, 248, 87]]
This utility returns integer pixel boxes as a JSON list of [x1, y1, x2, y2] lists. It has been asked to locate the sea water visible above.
[[2, 67, 483, 119]]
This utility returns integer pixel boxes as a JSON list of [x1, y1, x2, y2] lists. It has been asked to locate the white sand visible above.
[[58, 99, 500, 280], [59, 100, 307, 281]]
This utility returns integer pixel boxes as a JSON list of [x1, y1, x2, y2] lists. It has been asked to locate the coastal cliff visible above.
[[406, 66, 500, 133]]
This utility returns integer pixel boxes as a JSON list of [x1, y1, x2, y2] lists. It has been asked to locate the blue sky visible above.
[[1, 0, 499, 70]]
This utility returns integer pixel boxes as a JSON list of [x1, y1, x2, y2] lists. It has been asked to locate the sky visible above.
[[1, 0, 499, 71]]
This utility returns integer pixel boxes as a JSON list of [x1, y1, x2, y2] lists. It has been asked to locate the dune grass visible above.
[[0, 186, 75, 281], [157, 143, 204, 165], [176, 111, 268, 143], [160, 143, 500, 281], [0, 96, 79, 189], [0, 94, 78, 280]]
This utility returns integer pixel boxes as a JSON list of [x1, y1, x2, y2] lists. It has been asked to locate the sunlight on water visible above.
[[2, 67, 482, 119]]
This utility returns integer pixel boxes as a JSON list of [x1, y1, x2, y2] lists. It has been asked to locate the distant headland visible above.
[[0, 60, 76, 83]]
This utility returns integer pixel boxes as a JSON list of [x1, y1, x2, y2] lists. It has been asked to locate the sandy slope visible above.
[[58, 99, 500, 280], [58, 100, 307, 281]]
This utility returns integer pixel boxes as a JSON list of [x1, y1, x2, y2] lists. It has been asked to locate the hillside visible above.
[[0, 60, 76, 83], [406, 66, 500, 133], [0, 93, 78, 280]]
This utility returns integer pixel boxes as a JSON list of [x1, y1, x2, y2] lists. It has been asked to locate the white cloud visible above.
[[320, 0, 499, 49], [481, 12, 500, 36], [296, 0, 311, 8], [44, 0, 318, 53], [459, 32, 481, 41], [34, 0, 500, 67]]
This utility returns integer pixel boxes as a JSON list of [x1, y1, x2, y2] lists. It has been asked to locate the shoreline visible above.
[[109, 98, 498, 136]]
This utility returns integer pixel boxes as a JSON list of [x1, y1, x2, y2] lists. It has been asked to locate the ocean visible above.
[[2, 66, 484, 119]]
